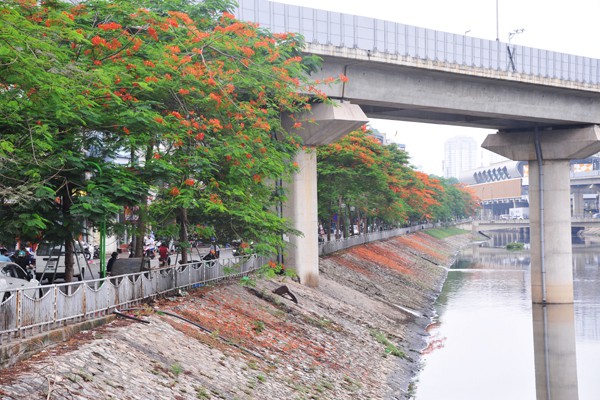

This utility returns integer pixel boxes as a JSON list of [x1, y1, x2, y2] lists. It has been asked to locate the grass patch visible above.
[[424, 227, 469, 239], [370, 330, 406, 358], [195, 387, 209, 399], [305, 316, 333, 330], [252, 320, 265, 333], [341, 375, 362, 391], [170, 363, 183, 377], [506, 242, 525, 250]]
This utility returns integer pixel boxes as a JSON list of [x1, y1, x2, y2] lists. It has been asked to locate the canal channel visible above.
[[413, 229, 600, 400]]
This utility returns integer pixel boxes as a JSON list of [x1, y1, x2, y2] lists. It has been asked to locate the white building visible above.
[[443, 136, 478, 179]]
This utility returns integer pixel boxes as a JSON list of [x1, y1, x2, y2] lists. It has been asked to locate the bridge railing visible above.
[[236, 0, 600, 85]]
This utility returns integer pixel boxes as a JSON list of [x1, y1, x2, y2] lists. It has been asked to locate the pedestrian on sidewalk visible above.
[[107, 252, 118, 276], [158, 242, 170, 267]]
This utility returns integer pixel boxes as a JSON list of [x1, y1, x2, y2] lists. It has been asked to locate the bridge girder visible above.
[[307, 51, 600, 132]]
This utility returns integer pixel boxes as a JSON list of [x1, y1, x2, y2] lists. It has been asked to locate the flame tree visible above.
[[317, 129, 479, 237], [0, 0, 329, 278]]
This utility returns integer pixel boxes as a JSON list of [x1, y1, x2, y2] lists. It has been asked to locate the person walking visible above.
[[158, 242, 170, 267]]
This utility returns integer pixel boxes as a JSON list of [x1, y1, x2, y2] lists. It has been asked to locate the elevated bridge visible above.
[[234, 1, 600, 314], [236, 0, 600, 131]]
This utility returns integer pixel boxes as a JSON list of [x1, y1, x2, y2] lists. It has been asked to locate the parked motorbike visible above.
[[82, 242, 100, 260], [144, 246, 156, 259]]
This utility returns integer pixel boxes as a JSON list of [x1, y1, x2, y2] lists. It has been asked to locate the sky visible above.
[[277, 0, 600, 175]]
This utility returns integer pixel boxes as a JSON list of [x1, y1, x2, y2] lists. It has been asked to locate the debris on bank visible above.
[[0, 232, 475, 400]]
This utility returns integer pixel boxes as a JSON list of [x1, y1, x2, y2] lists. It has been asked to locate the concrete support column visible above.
[[471, 220, 479, 235], [483, 125, 600, 304], [571, 190, 583, 217], [529, 160, 573, 303], [281, 102, 368, 287], [282, 149, 319, 287]]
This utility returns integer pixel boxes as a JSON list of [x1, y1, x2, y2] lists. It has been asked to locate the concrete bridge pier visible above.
[[281, 102, 368, 287], [571, 189, 585, 216], [528, 159, 573, 303], [483, 125, 600, 303]]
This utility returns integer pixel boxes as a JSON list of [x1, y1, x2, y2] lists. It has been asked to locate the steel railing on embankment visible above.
[[319, 222, 448, 255], [0, 254, 265, 345]]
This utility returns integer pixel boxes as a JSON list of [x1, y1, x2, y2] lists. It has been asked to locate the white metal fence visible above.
[[0, 254, 264, 344], [318, 222, 448, 255]]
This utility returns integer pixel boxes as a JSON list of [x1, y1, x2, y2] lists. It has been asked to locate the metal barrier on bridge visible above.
[[236, 0, 600, 85]]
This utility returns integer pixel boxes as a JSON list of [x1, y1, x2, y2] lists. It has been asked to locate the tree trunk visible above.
[[61, 189, 75, 282], [337, 196, 343, 239], [344, 204, 354, 237], [327, 202, 333, 242], [135, 193, 147, 257], [134, 142, 155, 257], [178, 207, 189, 264]]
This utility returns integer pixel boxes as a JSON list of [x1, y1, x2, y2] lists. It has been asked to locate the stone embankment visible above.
[[0, 231, 475, 400]]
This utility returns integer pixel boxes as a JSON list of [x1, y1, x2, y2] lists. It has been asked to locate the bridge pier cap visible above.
[[282, 101, 368, 145], [282, 102, 368, 287], [481, 125, 600, 161]]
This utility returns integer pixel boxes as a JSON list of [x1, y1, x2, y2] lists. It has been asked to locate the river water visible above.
[[413, 230, 600, 400]]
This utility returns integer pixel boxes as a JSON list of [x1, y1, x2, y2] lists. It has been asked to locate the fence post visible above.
[[16, 291, 22, 338], [53, 285, 59, 330]]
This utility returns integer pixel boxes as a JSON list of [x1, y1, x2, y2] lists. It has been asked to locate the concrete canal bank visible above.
[[0, 231, 476, 400]]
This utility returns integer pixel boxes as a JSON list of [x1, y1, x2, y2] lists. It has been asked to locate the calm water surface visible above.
[[413, 234, 600, 400]]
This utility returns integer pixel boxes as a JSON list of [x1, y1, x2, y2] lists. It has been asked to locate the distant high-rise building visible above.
[[369, 128, 387, 145], [443, 136, 478, 179], [395, 143, 406, 152], [482, 148, 508, 166]]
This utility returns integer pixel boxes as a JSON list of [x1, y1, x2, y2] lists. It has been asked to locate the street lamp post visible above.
[[509, 28, 525, 43], [496, 0, 499, 41]]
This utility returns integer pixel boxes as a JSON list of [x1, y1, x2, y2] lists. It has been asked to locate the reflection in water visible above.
[[487, 228, 531, 247], [414, 238, 600, 400], [532, 304, 579, 400], [414, 247, 535, 400]]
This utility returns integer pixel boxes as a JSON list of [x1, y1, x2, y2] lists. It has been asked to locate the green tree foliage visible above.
[[317, 129, 410, 237], [317, 128, 479, 236], [0, 1, 144, 281], [0, 0, 327, 277]]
